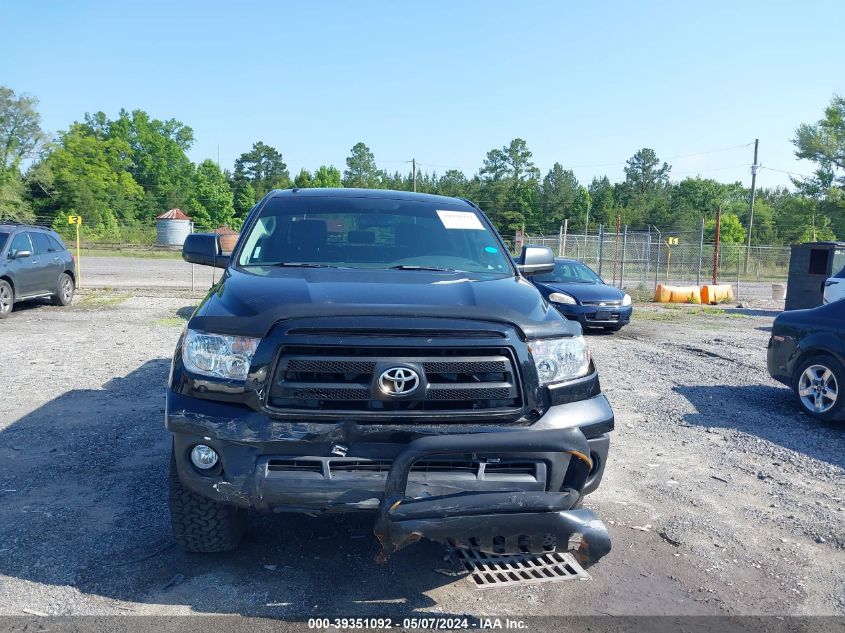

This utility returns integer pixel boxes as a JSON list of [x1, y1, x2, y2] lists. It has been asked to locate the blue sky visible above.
[[2, 1, 842, 189]]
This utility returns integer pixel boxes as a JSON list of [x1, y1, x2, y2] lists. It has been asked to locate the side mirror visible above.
[[13, 250, 32, 259], [517, 245, 555, 275], [182, 233, 228, 269]]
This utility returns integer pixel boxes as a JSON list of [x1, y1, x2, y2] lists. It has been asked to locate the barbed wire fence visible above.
[[515, 223, 790, 300]]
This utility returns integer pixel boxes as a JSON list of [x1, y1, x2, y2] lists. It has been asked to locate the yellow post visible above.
[[68, 215, 82, 288], [665, 237, 679, 282]]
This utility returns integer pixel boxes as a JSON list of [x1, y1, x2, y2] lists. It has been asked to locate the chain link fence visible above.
[[17, 214, 792, 300], [516, 225, 790, 300]]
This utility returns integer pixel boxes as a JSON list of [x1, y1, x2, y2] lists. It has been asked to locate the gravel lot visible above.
[[0, 278, 843, 617]]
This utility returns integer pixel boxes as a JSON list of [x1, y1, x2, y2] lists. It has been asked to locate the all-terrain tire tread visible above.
[[169, 453, 245, 552]]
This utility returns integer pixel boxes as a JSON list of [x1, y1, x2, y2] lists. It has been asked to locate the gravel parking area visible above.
[[0, 288, 842, 617]]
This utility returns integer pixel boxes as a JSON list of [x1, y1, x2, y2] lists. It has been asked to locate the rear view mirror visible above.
[[13, 250, 32, 259], [182, 233, 227, 269], [517, 245, 555, 275]]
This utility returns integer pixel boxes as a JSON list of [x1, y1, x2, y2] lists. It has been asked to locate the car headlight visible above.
[[549, 292, 577, 305], [182, 329, 260, 381], [529, 336, 591, 386], [622, 293, 632, 306]]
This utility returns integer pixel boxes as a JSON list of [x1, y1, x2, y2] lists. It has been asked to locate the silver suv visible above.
[[0, 223, 76, 318]]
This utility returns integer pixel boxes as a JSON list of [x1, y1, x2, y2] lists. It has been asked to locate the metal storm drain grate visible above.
[[446, 546, 591, 589]]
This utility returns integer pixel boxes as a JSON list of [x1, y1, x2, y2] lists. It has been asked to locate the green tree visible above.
[[705, 212, 747, 244], [293, 168, 314, 188], [234, 141, 290, 198], [0, 86, 47, 221], [313, 165, 342, 188], [587, 176, 615, 228], [0, 86, 48, 171], [792, 95, 845, 238], [574, 186, 592, 233], [187, 159, 235, 230], [541, 163, 579, 230], [343, 142, 383, 188], [437, 169, 469, 198], [0, 169, 33, 222], [769, 194, 835, 243], [40, 123, 144, 230], [103, 109, 195, 216], [623, 148, 671, 196], [232, 179, 255, 224], [479, 139, 541, 233], [617, 148, 672, 227]]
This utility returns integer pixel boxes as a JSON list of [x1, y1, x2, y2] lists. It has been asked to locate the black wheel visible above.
[[169, 448, 245, 552], [793, 355, 845, 422], [51, 273, 74, 306], [0, 280, 12, 318]]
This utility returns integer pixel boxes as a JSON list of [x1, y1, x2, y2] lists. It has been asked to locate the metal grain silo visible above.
[[156, 209, 193, 247]]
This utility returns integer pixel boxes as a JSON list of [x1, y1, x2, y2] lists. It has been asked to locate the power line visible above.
[[758, 165, 815, 179]]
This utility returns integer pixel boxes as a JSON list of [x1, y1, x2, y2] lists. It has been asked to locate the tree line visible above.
[[1, 85, 843, 245]]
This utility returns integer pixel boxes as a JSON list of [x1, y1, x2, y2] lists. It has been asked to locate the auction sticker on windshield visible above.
[[437, 210, 485, 230]]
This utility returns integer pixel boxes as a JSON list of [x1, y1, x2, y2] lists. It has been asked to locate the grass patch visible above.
[[635, 309, 684, 322], [77, 290, 132, 309], [154, 305, 196, 327], [80, 248, 183, 260], [635, 304, 747, 323], [154, 317, 187, 327]]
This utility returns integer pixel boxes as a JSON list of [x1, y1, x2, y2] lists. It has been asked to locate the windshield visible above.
[[533, 260, 603, 284], [237, 196, 512, 276]]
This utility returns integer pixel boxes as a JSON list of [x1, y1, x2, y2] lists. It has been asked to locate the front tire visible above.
[[51, 273, 74, 306], [169, 449, 245, 552], [793, 355, 844, 422], [0, 280, 12, 318]]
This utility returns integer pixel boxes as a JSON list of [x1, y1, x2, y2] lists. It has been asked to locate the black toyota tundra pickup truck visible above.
[[167, 188, 613, 565]]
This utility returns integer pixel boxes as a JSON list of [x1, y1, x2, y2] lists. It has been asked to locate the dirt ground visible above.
[[0, 279, 842, 618]]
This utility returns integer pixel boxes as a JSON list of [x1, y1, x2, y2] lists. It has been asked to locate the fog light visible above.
[[190, 444, 219, 470]]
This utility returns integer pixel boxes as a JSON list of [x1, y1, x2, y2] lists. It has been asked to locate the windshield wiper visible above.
[[270, 262, 345, 268], [387, 265, 459, 272]]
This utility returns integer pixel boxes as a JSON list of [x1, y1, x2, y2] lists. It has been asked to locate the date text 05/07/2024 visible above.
[[307, 617, 528, 630]]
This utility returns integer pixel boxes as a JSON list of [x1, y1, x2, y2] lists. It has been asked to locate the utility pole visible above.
[[743, 139, 759, 274], [412, 158, 417, 193]]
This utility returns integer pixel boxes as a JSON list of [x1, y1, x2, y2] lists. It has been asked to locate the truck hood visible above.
[[191, 266, 578, 339]]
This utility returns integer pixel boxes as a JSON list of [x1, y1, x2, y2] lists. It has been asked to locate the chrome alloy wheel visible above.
[[798, 364, 838, 414]]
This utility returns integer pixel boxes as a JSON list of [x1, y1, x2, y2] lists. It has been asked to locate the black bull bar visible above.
[[373, 428, 611, 566]]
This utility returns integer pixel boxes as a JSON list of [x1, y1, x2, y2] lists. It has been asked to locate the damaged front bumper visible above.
[[373, 428, 611, 566], [167, 390, 613, 564]]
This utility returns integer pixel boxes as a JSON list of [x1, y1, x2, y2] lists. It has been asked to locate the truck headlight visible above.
[[549, 292, 577, 305], [622, 293, 632, 306], [529, 336, 591, 385], [182, 329, 260, 381]]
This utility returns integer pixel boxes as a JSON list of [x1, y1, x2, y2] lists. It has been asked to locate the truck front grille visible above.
[[267, 345, 522, 419]]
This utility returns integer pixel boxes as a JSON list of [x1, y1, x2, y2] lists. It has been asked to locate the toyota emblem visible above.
[[378, 367, 420, 396]]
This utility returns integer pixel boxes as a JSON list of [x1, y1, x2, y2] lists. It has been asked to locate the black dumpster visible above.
[[785, 241, 845, 310]]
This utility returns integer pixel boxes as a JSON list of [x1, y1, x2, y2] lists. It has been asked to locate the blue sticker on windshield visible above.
[[484, 246, 498, 254]]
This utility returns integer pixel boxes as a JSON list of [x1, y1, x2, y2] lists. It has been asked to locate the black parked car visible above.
[[0, 223, 76, 318], [530, 257, 632, 332], [167, 188, 614, 566], [768, 299, 844, 422]]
